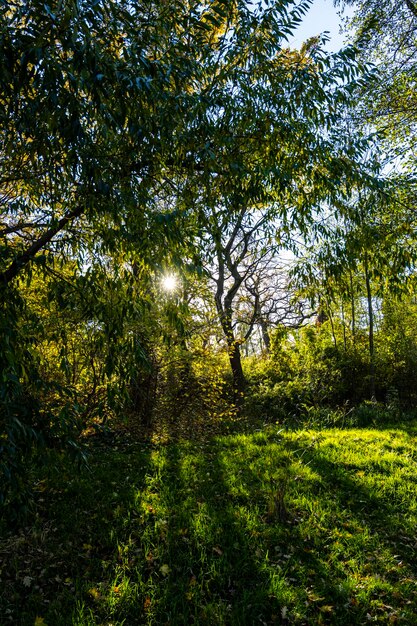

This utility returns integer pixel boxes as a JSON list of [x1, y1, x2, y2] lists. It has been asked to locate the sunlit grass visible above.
[[2, 422, 417, 624]]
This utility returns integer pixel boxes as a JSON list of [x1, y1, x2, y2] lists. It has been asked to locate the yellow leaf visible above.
[[88, 587, 100, 600], [307, 591, 325, 602], [83, 543, 93, 551], [34, 618, 48, 626], [160, 564, 170, 576]]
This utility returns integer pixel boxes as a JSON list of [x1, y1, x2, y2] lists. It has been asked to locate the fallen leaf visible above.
[[160, 564, 170, 576], [89, 587, 100, 600]]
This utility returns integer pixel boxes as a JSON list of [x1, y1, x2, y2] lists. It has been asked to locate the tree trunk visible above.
[[228, 339, 246, 404], [349, 270, 356, 344], [260, 318, 271, 353], [364, 252, 376, 400], [341, 301, 347, 351], [328, 305, 338, 350]]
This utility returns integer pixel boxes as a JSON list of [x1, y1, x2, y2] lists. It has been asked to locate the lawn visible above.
[[2, 421, 417, 625]]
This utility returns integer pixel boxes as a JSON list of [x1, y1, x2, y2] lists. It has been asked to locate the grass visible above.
[[2, 420, 417, 625]]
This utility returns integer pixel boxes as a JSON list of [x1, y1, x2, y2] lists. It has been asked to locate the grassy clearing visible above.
[[2, 421, 417, 625]]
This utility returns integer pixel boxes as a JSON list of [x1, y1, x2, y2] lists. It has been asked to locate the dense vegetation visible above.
[[2, 0, 417, 623]]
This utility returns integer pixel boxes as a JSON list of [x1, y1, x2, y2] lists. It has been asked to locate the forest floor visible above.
[[2, 418, 417, 625]]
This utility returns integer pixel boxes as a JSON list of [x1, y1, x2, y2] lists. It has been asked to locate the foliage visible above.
[[335, 0, 417, 162], [245, 294, 417, 423], [1, 0, 385, 517], [378, 295, 417, 406], [191, 32, 380, 390]]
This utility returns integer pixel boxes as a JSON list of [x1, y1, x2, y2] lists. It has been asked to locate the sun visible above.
[[161, 274, 177, 292]]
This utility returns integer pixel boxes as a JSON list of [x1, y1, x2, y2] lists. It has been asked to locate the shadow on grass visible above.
[[4, 424, 417, 625], [1, 439, 154, 626], [266, 429, 417, 621], [129, 442, 285, 624]]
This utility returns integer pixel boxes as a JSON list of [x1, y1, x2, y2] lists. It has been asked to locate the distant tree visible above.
[[237, 255, 314, 353], [293, 173, 417, 400]]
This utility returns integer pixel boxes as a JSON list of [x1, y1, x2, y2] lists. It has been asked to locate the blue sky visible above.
[[288, 0, 354, 52]]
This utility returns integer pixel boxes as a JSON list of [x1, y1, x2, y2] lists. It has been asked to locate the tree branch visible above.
[[0, 205, 84, 286], [0, 222, 50, 236]]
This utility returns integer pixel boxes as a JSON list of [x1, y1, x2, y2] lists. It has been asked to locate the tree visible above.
[[1, 0, 205, 286], [187, 36, 379, 395], [334, 0, 417, 164], [205, 206, 274, 397], [0, 0, 383, 516], [237, 255, 314, 353]]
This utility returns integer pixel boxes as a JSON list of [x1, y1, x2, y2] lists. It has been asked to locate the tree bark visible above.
[[228, 339, 246, 403], [260, 317, 271, 353]]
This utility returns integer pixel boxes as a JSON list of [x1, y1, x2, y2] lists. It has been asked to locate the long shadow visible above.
[[153, 426, 417, 625], [126, 431, 398, 625], [205, 436, 376, 625], [77, 424, 417, 625], [142, 439, 282, 624], [281, 433, 417, 543], [14, 421, 417, 625], [272, 432, 417, 621]]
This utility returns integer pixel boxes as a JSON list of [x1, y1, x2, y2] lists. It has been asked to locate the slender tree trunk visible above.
[[341, 301, 347, 351], [327, 303, 337, 350], [349, 270, 356, 344], [364, 252, 375, 400], [214, 251, 247, 402], [260, 318, 271, 353], [215, 302, 247, 401]]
